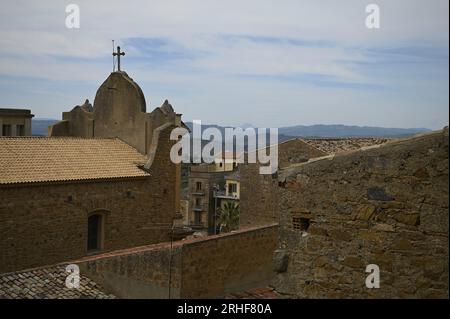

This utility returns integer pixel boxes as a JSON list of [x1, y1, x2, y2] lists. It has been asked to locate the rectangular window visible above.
[[194, 211, 201, 224], [88, 214, 103, 251], [2, 125, 11, 136], [292, 217, 310, 231], [228, 183, 237, 194], [195, 198, 202, 207], [16, 125, 25, 136], [196, 181, 202, 191]]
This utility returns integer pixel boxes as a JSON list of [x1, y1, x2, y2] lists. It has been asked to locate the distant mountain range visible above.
[[277, 124, 430, 138], [185, 122, 430, 139], [32, 119, 430, 138]]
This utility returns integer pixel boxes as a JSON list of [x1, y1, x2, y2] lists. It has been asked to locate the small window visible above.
[[194, 211, 202, 224], [196, 182, 202, 191], [195, 198, 202, 207], [87, 214, 103, 251], [2, 125, 11, 136], [16, 125, 25, 136], [219, 162, 223, 167], [292, 217, 310, 231]]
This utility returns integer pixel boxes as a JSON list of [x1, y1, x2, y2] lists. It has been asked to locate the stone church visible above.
[[0, 67, 187, 274]]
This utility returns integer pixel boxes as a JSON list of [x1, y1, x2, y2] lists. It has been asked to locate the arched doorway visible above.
[[87, 213, 103, 252]]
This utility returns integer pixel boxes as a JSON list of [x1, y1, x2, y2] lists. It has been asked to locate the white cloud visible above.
[[0, 0, 448, 128]]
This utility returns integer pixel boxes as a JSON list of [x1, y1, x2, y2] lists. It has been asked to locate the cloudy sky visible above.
[[0, 0, 448, 129]]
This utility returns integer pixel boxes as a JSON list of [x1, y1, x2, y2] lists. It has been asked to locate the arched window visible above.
[[87, 214, 103, 251]]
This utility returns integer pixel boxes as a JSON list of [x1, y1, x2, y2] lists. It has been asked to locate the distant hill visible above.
[[33, 119, 430, 139], [32, 119, 59, 136], [278, 124, 431, 138], [185, 122, 430, 138]]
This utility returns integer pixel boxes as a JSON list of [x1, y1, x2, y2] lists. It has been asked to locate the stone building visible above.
[[0, 70, 186, 273], [275, 128, 449, 298], [239, 138, 328, 228], [187, 165, 227, 233], [0, 108, 34, 136], [187, 153, 241, 234]]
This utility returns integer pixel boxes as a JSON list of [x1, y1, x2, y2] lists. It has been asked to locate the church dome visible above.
[[93, 71, 147, 116]]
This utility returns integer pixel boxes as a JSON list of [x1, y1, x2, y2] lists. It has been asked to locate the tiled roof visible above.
[[0, 137, 150, 185], [0, 265, 116, 299]]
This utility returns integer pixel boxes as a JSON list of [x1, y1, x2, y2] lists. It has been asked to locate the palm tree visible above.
[[217, 201, 240, 233]]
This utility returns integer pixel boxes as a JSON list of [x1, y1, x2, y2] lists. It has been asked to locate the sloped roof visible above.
[[0, 137, 150, 185], [0, 265, 116, 299]]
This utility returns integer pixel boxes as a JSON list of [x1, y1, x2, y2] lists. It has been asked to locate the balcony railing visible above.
[[214, 190, 239, 199]]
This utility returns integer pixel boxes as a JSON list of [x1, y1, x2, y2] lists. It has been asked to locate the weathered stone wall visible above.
[[78, 242, 183, 299], [239, 139, 327, 228], [0, 127, 177, 274], [278, 138, 327, 168], [275, 129, 449, 298], [240, 163, 279, 228], [180, 224, 278, 298], [74, 225, 278, 299]]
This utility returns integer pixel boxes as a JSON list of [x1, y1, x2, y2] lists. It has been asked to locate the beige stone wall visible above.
[[78, 242, 183, 299], [240, 162, 279, 228], [278, 138, 327, 168], [0, 127, 177, 274], [275, 129, 449, 298], [239, 139, 327, 228], [75, 224, 278, 299], [180, 224, 278, 298], [0, 115, 33, 136]]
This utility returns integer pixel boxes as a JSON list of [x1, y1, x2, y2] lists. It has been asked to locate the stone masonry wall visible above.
[[275, 129, 449, 298], [239, 139, 327, 228], [77, 242, 183, 299], [0, 127, 177, 274], [180, 224, 278, 298], [75, 224, 278, 298], [240, 163, 279, 228]]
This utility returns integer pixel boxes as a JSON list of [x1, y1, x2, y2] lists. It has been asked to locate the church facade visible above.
[[0, 70, 186, 273]]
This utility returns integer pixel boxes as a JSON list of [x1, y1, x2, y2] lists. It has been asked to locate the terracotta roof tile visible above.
[[0, 137, 150, 185], [0, 265, 116, 299]]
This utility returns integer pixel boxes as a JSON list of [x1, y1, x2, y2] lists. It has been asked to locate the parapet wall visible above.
[[275, 128, 449, 298], [75, 224, 278, 298]]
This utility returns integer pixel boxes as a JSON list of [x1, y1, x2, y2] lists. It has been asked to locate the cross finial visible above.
[[113, 46, 125, 71]]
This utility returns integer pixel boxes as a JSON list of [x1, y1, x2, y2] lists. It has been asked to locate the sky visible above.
[[0, 0, 448, 129]]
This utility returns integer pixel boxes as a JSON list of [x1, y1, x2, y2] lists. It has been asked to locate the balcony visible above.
[[213, 190, 239, 200]]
